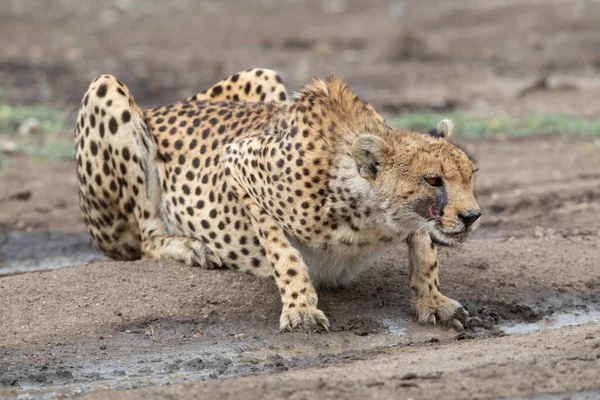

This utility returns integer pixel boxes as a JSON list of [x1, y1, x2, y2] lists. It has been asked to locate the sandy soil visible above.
[[1, 0, 600, 398]]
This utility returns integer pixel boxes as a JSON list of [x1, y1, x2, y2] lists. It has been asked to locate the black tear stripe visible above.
[[412, 186, 447, 221], [409, 197, 431, 222], [436, 184, 448, 217]]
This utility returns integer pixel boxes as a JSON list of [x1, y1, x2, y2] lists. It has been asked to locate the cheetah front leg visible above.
[[223, 157, 329, 331], [238, 192, 329, 331], [408, 229, 465, 331]]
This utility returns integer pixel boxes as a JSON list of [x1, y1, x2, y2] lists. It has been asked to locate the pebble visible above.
[[55, 370, 73, 380]]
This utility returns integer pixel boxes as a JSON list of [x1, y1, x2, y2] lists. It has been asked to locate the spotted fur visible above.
[[75, 68, 480, 331]]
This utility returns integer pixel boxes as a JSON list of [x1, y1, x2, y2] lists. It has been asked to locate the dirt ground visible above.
[[1, 0, 600, 399]]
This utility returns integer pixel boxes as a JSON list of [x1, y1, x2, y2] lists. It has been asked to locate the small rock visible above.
[[207, 356, 232, 370], [0, 374, 18, 386], [584, 279, 599, 289], [55, 370, 73, 380], [111, 370, 126, 377], [482, 316, 497, 330], [193, 329, 204, 338], [398, 381, 418, 388], [401, 372, 417, 380], [99, 344, 107, 350], [7, 190, 32, 201], [534, 226, 545, 238], [466, 316, 483, 328], [165, 362, 180, 373], [28, 372, 48, 383], [455, 332, 475, 341], [365, 379, 384, 387], [491, 328, 506, 337], [185, 358, 205, 371], [473, 261, 490, 270], [83, 372, 101, 380]]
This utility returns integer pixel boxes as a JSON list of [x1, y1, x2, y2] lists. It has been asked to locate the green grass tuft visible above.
[[0, 99, 74, 163], [390, 112, 600, 137]]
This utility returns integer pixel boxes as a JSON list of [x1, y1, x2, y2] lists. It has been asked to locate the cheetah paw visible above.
[[160, 237, 222, 269], [413, 293, 468, 332], [279, 304, 330, 332], [183, 240, 222, 269]]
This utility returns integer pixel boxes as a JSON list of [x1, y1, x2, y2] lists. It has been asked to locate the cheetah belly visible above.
[[289, 238, 380, 288]]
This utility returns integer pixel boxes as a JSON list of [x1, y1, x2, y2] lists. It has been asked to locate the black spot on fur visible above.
[[109, 117, 118, 134], [96, 84, 107, 97]]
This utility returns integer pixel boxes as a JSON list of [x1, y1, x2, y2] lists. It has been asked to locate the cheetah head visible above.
[[352, 119, 480, 245]]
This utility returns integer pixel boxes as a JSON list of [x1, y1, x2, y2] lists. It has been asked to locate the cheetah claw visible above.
[[184, 240, 222, 269], [279, 305, 330, 332], [414, 295, 467, 332], [205, 248, 223, 269]]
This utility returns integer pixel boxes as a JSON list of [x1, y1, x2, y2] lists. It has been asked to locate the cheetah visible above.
[[75, 68, 481, 331]]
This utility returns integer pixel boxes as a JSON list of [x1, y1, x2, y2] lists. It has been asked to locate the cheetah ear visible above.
[[427, 119, 453, 140], [352, 134, 392, 181]]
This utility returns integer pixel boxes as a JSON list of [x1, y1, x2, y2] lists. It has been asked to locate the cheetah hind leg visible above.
[[76, 74, 221, 269]]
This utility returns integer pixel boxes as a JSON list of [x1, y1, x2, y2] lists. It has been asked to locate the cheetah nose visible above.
[[458, 209, 481, 228]]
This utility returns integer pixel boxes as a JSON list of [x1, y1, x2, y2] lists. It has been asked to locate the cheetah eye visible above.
[[424, 176, 443, 187]]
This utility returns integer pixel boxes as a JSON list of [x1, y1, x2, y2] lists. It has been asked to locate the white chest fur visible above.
[[289, 237, 380, 288], [289, 223, 403, 289]]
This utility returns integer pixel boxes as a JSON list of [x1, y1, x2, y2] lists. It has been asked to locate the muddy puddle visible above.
[[0, 231, 105, 276], [501, 305, 600, 335], [7, 297, 600, 399], [5, 309, 455, 399]]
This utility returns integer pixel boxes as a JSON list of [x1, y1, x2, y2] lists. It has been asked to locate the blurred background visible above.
[[2, 0, 600, 115]]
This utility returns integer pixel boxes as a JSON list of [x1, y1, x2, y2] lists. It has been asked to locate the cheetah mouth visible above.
[[431, 227, 469, 245]]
